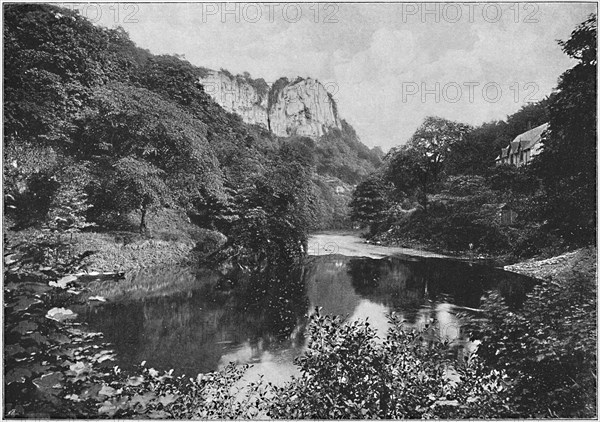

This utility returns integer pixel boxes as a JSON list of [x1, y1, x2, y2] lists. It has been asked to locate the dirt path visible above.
[[307, 232, 449, 259]]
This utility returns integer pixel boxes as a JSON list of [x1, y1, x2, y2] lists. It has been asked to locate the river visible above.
[[77, 233, 534, 385]]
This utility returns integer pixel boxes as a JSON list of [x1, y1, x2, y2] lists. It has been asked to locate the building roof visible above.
[[512, 123, 549, 151], [496, 123, 549, 163]]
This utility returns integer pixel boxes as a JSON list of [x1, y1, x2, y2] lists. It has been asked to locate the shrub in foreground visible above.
[[467, 270, 597, 417], [267, 310, 515, 419]]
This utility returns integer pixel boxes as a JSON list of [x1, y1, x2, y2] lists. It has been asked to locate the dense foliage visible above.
[[4, 3, 378, 252], [531, 14, 597, 244], [349, 176, 391, 235], [267, 311, 515, 419], [466, 270, 596, 417], [317, 120, 382, 184], [386, 117, 472, 210]]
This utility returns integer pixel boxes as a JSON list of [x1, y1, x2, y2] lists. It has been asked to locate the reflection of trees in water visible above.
[[305, 255, 362, 318], [81, 256, 535, 378], [229, 263, 309, 341], [81, 263, 310, 376], [344, 256, 537, 352], [346, 258, 384, 295], [347, 256, 535, 312], [90, 266, 221, 301], [81, 286, 236, 375], [347, 257, 425, 321]]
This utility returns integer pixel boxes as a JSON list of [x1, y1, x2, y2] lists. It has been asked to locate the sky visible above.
[[80, 2, 596, 151]]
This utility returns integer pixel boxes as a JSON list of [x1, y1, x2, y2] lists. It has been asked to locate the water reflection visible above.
[[79, 254, 535, 382]]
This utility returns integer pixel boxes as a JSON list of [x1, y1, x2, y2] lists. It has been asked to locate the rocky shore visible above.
[[503, 246, 597, 281]]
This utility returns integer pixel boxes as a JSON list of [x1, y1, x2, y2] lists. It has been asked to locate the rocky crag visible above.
[[198, 70, 342, 138]]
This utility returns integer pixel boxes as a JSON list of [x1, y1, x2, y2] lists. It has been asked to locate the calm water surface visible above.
[[78, 252, 534, 385]]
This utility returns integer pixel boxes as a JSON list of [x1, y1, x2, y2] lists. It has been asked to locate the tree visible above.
[[3, 4, 128, 147], [225, 141, 315, 268], [407, 117, 471, 182], [45, 163, 95, 238], [109, 157, 171, 233], [385, 146, 422, 202], [76, 83, 225, 215], [350, 176, 390, 234], [532, 13, 597, 244], [386, 117, 471, 210]]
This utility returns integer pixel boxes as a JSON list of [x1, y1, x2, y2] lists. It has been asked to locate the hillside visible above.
[[3, 3, 379, 236]]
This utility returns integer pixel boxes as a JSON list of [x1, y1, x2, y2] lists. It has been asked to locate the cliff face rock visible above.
[[198, 70, 270, 128], [198, 71, 342, 138], [268, 77, 341, 138]]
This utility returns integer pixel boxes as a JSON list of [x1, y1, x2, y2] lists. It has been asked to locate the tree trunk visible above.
[[139, 207, 147, 234], [421, 180, 428, 213]]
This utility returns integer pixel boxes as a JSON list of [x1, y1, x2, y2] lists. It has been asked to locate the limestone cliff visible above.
[[268, 77, 342, 138], [198, 71, 342, 138], [198, 70, 270, 128]]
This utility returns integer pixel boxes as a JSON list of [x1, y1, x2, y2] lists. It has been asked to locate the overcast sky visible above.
[[86, 2, 596, 151]]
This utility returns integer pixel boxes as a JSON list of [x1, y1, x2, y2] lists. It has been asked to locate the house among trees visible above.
[[495, 123, 549, 167], [482, 203, 518, 226]]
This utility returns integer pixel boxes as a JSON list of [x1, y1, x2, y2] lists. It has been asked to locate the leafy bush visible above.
[[267, 310, 515, 419], [466, 270, 597, 417], [510, 224, 567, 258]]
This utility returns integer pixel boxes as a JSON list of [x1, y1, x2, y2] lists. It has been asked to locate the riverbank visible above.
[[368, 228, 598, 269], [308, 232, 449, 259], [503, 245, 597, 281], [313, 232, 597, 276], [310, 231, 513, 266]]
